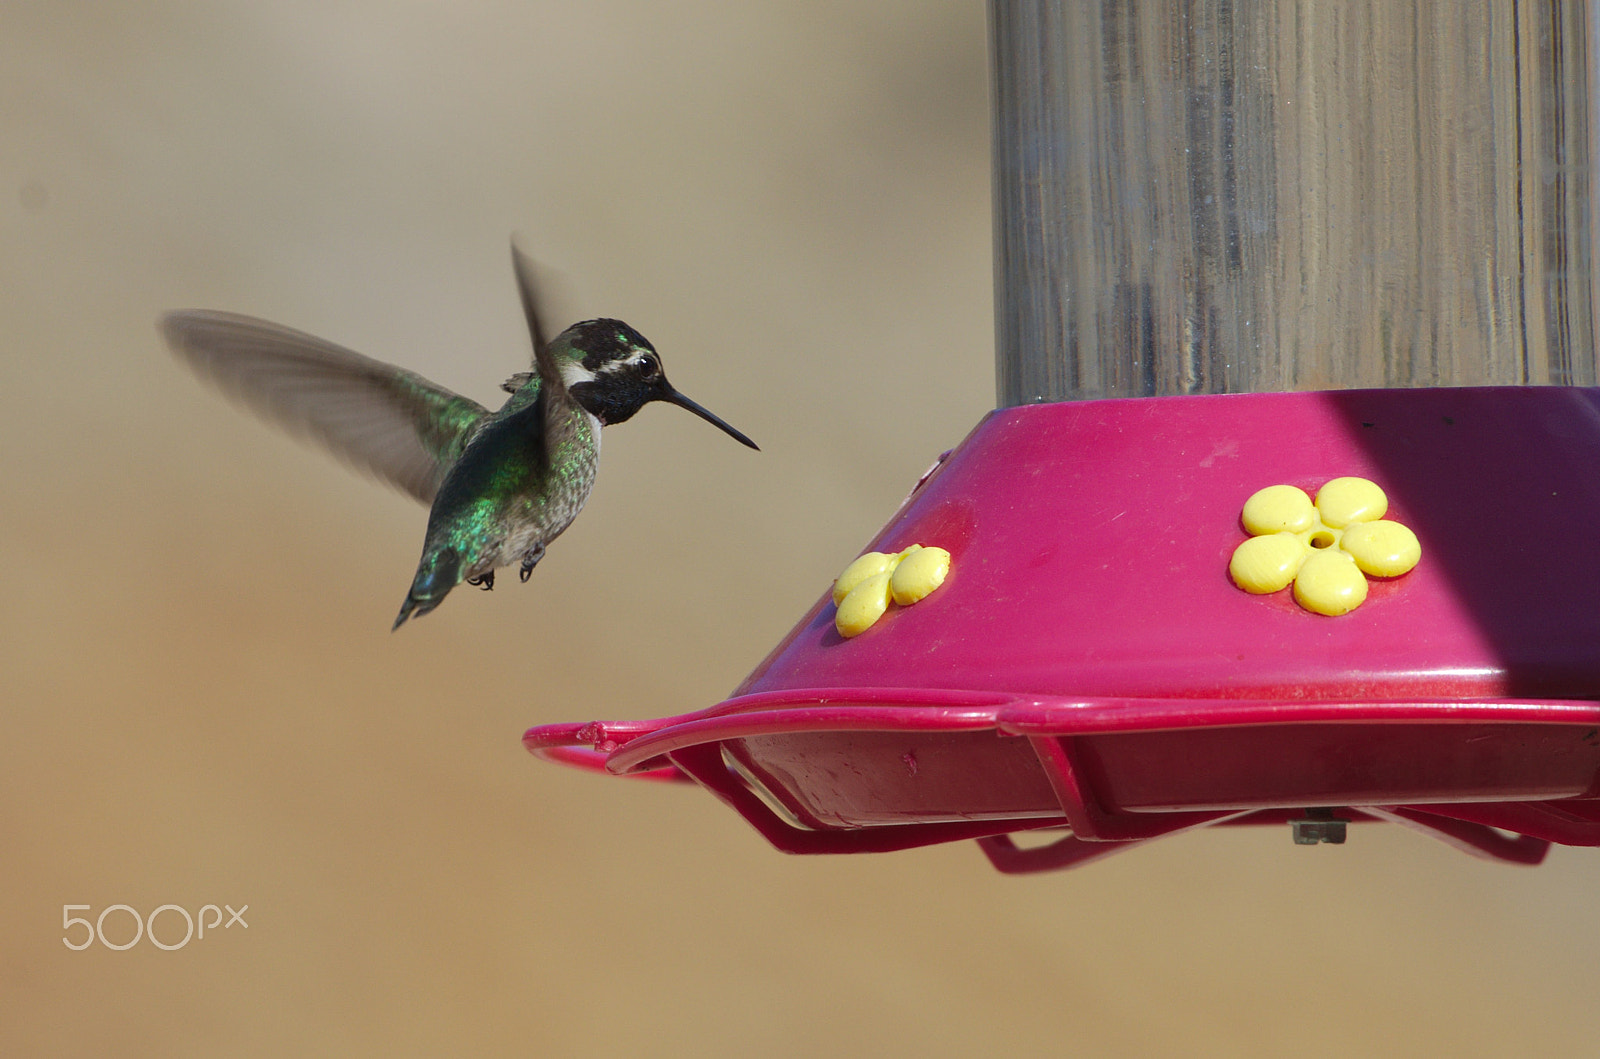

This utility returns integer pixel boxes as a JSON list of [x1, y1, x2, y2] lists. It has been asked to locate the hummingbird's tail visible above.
[[392, 547, 463, 630], [391, 595, 433, 631]]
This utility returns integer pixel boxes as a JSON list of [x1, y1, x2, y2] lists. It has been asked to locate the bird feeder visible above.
[[526, 1, 1600, 871]]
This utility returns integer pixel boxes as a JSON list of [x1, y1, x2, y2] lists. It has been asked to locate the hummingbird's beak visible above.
[[660, 386, 760, 450]]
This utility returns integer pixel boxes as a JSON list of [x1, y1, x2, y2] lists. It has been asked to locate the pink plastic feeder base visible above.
[[526, 389, 1600, 872]]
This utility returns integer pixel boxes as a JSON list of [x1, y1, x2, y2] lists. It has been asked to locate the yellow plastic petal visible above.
[[1241, 485, 1317, 535], [1293, 550, 1369, 615], [1339, 520, 1421, 577], [890, 546, 951, 605], [1315, 476, 1387, 528], [1229, 533, 1309, 594], [833, 552, 895, 607], [835, 571, 893, 638]]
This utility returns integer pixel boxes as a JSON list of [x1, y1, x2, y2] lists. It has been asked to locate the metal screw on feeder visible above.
[[527, 1, 1600, 873]]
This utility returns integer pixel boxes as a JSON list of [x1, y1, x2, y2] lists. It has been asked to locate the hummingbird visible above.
[[162, 244, 758, 629]]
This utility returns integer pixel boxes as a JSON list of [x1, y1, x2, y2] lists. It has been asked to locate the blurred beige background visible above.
[[4, 3, 1598, 1055]]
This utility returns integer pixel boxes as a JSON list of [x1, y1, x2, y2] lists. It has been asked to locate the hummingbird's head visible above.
[[556, 318, 758, 449]]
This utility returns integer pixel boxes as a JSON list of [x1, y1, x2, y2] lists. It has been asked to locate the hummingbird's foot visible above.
[[519, 543, 546, 583], [467, 571, 495, 591]]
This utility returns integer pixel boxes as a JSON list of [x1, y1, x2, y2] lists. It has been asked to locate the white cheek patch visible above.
[[558, 360, 598, 389]]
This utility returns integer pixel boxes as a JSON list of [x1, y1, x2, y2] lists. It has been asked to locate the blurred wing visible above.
[[161, 310, 490, 504], [510, 242, 568, 402], [509, 243, 575, 475]]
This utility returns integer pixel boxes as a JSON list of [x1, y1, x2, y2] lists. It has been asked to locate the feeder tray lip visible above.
[[524, 687, 1600, 777], [523, 690, 1600, 871]]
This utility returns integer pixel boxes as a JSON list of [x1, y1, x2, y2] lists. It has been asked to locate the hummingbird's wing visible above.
[[509, 243, 578, 475], [162, 310, 489, 504], [510, 243, 568, 403]]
